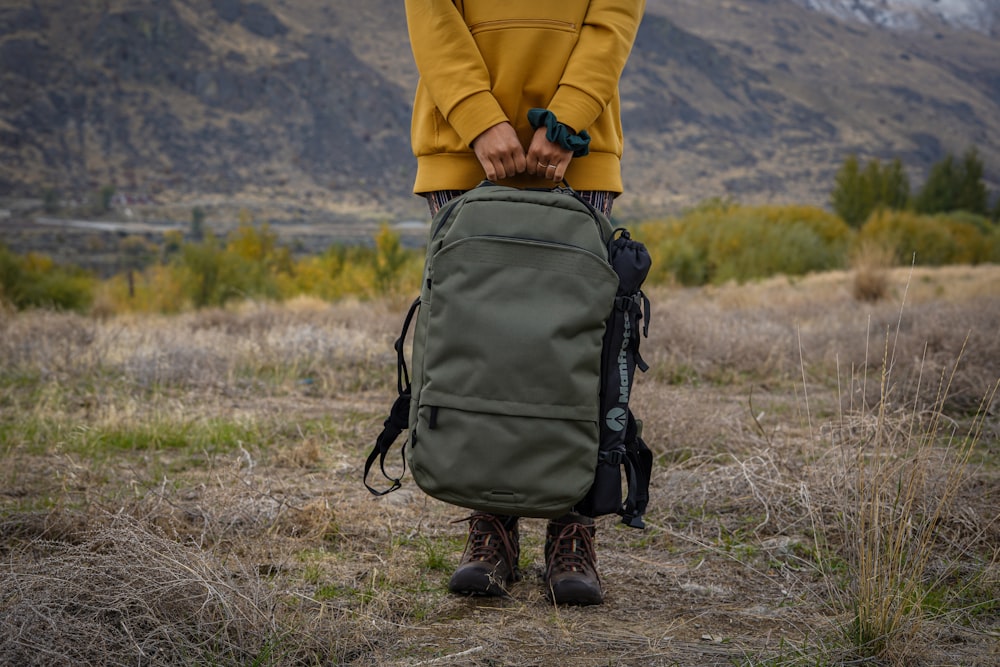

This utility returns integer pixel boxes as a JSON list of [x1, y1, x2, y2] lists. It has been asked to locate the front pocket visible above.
[[420, 236, 618, 413], [409, 403, 599, 517], [468, 18, 577, 35]]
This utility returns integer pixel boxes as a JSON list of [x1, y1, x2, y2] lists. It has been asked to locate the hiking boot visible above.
[[448, 513, 521, 596], [545, 513, 603, 605]]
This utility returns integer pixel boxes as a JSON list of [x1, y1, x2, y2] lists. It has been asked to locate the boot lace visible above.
[[455, 513, 519, 567], [546, 522, 599, 580]]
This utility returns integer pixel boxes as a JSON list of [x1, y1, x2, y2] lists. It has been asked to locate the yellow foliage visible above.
[[23, 252, 55, 272], [97, 265, 190, 314], [858, 210, 992, 266]]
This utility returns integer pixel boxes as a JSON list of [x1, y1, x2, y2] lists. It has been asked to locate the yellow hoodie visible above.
[[405, 0, 645, 194]]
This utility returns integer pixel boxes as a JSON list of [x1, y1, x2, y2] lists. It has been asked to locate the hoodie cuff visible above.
[[447, 91, 510, 147]]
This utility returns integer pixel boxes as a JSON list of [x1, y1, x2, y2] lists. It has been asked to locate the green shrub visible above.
[[177, 232, 245, 308], [638, 203, 852, 286], [0, 245, 94, 312], [99, 184, 116, 212], [858, 210, 994, 266], [96, 223, 424, 313]]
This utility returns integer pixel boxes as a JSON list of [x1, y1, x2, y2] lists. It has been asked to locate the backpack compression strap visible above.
[[619, 412, 652, 528], [363, 297, 420, 496]]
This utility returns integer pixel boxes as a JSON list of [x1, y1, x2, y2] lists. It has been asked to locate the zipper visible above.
[[469, 233, 610, 262], [553, 186, 611, 247], [430, 196, 463, 239]]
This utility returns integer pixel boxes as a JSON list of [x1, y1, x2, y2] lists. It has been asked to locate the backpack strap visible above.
[[363, 297, 420, 496], [619, 412, 652, 529]]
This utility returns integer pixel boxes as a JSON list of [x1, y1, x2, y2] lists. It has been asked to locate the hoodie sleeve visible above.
[[404, 0, 509, 147], [547, 0, 645, 134]]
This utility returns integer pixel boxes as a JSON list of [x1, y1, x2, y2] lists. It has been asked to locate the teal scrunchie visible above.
[[527, 108, 591, 158]]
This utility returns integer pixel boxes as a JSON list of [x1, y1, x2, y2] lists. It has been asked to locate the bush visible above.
[[638, 203, 852, 286], [858, 210, 995, 266], [94, 223, 425, 314], [849, 240, 894, 302], [0, 245, 94, 312], [94, 264, 190, 314]]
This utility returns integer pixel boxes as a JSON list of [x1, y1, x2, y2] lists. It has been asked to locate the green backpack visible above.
[[365, 183, 651, 524]]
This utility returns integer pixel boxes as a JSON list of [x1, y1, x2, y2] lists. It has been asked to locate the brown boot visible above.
[[545, 513, 603, 605], [448, 513, 521, 596]]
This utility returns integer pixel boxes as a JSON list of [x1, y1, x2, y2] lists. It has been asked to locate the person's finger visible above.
[[527, 128, 571, 182], [500, 153, 518, 180], [552, 161, 567, 183], [472, 122, 527, 181], [494, 157, 509, 181], [530, 158, 557, 176], [512, 150, 527, 176], [479, 157, 496, 181]]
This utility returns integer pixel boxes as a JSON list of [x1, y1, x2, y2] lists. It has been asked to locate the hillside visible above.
[[0, 0, 998, 222]]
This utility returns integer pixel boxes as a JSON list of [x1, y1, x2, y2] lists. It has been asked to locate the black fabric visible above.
[[620, 413, 652, 528], [575, 229, 652, 527]]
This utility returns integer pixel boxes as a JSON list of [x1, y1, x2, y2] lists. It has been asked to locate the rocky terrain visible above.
[[0, 0, 998, 221]]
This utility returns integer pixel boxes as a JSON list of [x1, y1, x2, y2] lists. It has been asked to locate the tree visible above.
[[914, 147, 988, 216], [831, 154, 909, 228], [42, 188, 60, 214], [955, 148, 988, 215], [190, 206, 206, 241], [373, 224, 408, 294], [99, 184, 116, 212], [879, 158, 910, 210], [831, 154, 869, 228]]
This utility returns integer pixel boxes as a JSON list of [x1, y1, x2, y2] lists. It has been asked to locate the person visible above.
[[403, 0, 646, 606]]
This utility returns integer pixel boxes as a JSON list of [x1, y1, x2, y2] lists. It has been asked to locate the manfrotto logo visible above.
[[617, 312, 631, 403], [605, 407, 627, 432]]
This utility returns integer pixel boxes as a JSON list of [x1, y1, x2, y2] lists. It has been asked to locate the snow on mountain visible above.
[[794, 0, 999, 33]]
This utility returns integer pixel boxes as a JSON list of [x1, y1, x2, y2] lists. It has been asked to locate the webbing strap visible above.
[[614, 293, 651, 372], [363, 297, 420, 496], [394, 297, 421, 395], [363, 391, 410, 495], [620, 412, 652, 529], [594, 411, 651, 529]]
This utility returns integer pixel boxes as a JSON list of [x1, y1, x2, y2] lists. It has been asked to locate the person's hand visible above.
[[471, 122, 527, 181], [526, 127, 573, 182]]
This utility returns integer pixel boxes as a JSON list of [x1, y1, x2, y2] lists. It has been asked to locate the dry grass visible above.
[[850, 240, 896, 303], [820, 333, 998, 664], [1, 265, 998, 666], [0, 513, 281, 665]]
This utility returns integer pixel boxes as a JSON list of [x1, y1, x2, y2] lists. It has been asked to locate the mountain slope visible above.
[[793, 0, 999, 33], [0, 0, 415, 218], [625, 0, 1000, 212], [0, 0, 997, 219]]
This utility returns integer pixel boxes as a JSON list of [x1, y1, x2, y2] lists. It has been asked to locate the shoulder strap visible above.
[[363, 297, 420, 496]]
